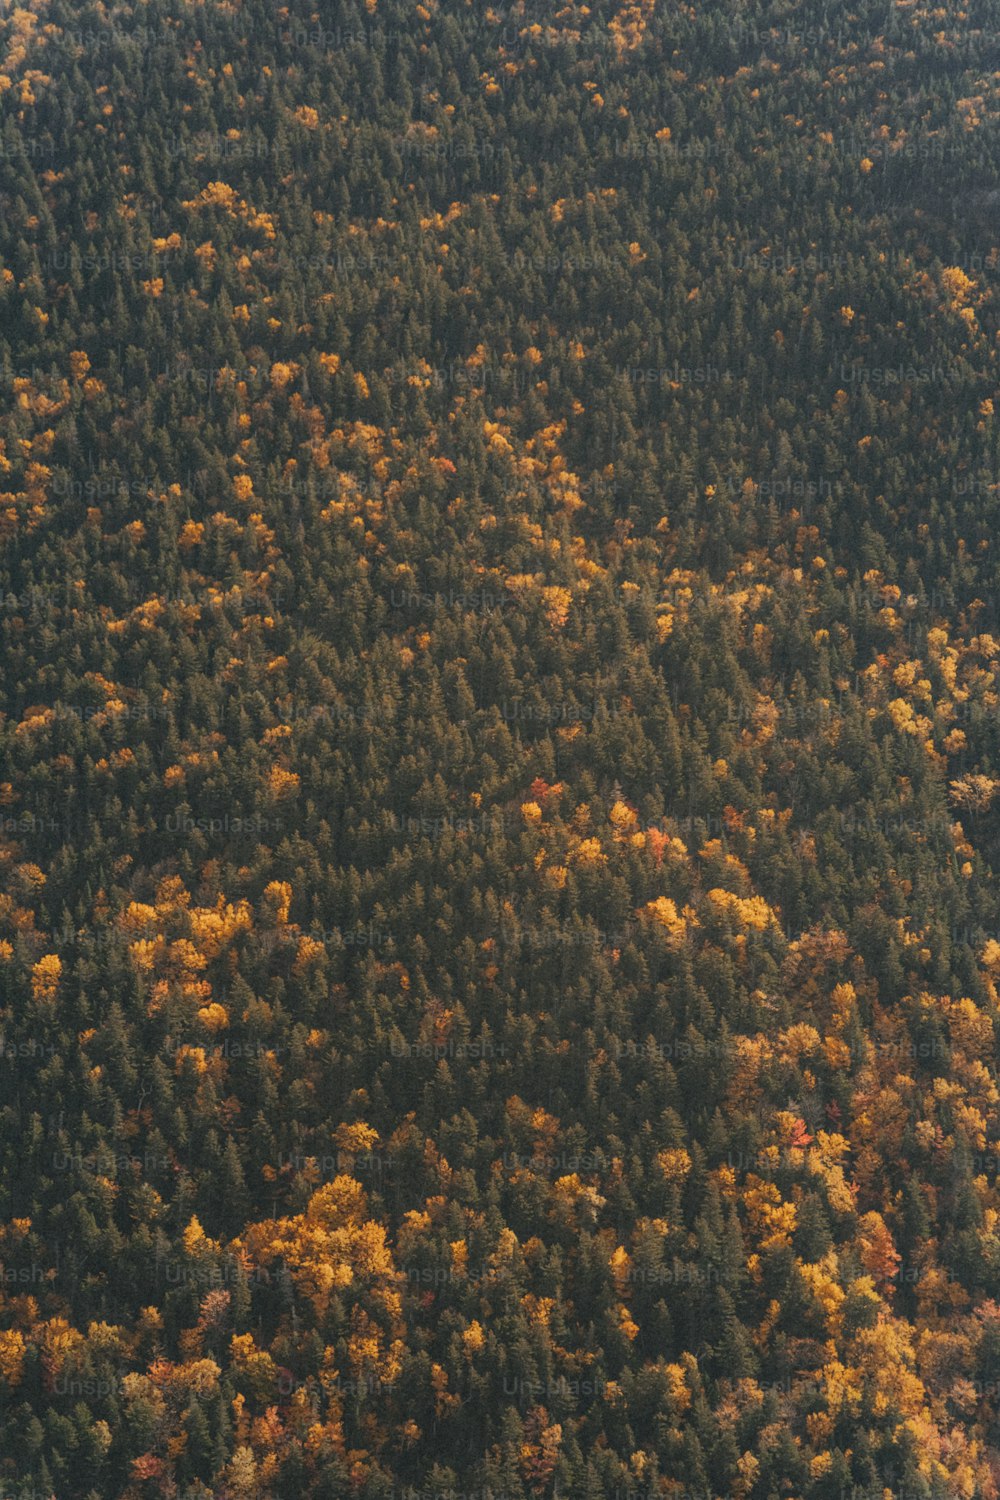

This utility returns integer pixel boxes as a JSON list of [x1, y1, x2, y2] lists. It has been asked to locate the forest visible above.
[[3, 0, 1000, 1496]]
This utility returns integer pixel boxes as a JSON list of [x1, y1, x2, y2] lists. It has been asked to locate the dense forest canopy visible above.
[[4, 0, 1000, 1496]]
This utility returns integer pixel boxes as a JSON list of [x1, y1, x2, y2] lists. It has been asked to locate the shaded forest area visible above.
[[4, 0, 1000, 1495]]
